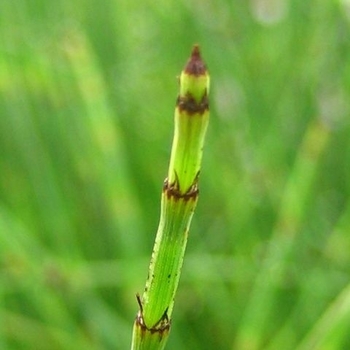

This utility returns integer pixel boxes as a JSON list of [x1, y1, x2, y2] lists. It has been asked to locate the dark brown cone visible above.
[[184, 45, 207, 76]]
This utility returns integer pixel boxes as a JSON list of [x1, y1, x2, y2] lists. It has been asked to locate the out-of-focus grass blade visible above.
[[234, 121, 330, 350], [295, 282, 350, 350]]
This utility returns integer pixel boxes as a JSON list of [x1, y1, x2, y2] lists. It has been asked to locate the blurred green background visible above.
[[1, 0, 350, 349]]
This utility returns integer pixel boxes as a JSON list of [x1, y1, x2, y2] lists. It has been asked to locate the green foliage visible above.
[[1, 1, 350, 349]]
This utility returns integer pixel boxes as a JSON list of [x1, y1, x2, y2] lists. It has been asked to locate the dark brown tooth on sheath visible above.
[[176, 94, 209, 114]]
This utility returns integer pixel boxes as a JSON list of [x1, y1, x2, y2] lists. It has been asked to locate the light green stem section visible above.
[[141, 192, 197, 327], [131, 193, 197, 350], [168, 108, 209, 193]]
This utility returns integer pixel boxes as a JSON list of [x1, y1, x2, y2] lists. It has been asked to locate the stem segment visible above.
[[131, 45, 210, 350]]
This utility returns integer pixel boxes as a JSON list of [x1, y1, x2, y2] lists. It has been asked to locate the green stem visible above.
[[131, 45, 210, 350]]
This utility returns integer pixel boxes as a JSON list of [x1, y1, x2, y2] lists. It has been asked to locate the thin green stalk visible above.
[[131, 45, 210, 350]]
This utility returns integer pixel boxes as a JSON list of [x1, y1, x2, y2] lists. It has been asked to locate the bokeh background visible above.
[[1, 0, 350, 349]]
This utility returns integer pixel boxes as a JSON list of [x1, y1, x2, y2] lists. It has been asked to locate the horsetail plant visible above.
[[131, 45, 210, 350]]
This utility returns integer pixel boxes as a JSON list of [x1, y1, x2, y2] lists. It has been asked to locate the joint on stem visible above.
[[163, 172, 199, 200], [135, 294, 171, 336], [177, 92, 209, 115]]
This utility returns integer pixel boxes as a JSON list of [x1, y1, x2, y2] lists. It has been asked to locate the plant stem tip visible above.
[[185, 44, 207, 76]]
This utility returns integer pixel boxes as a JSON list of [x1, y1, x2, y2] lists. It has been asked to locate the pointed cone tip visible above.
[[191, 44, 201, 59], [184, 44, 207, 76]]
